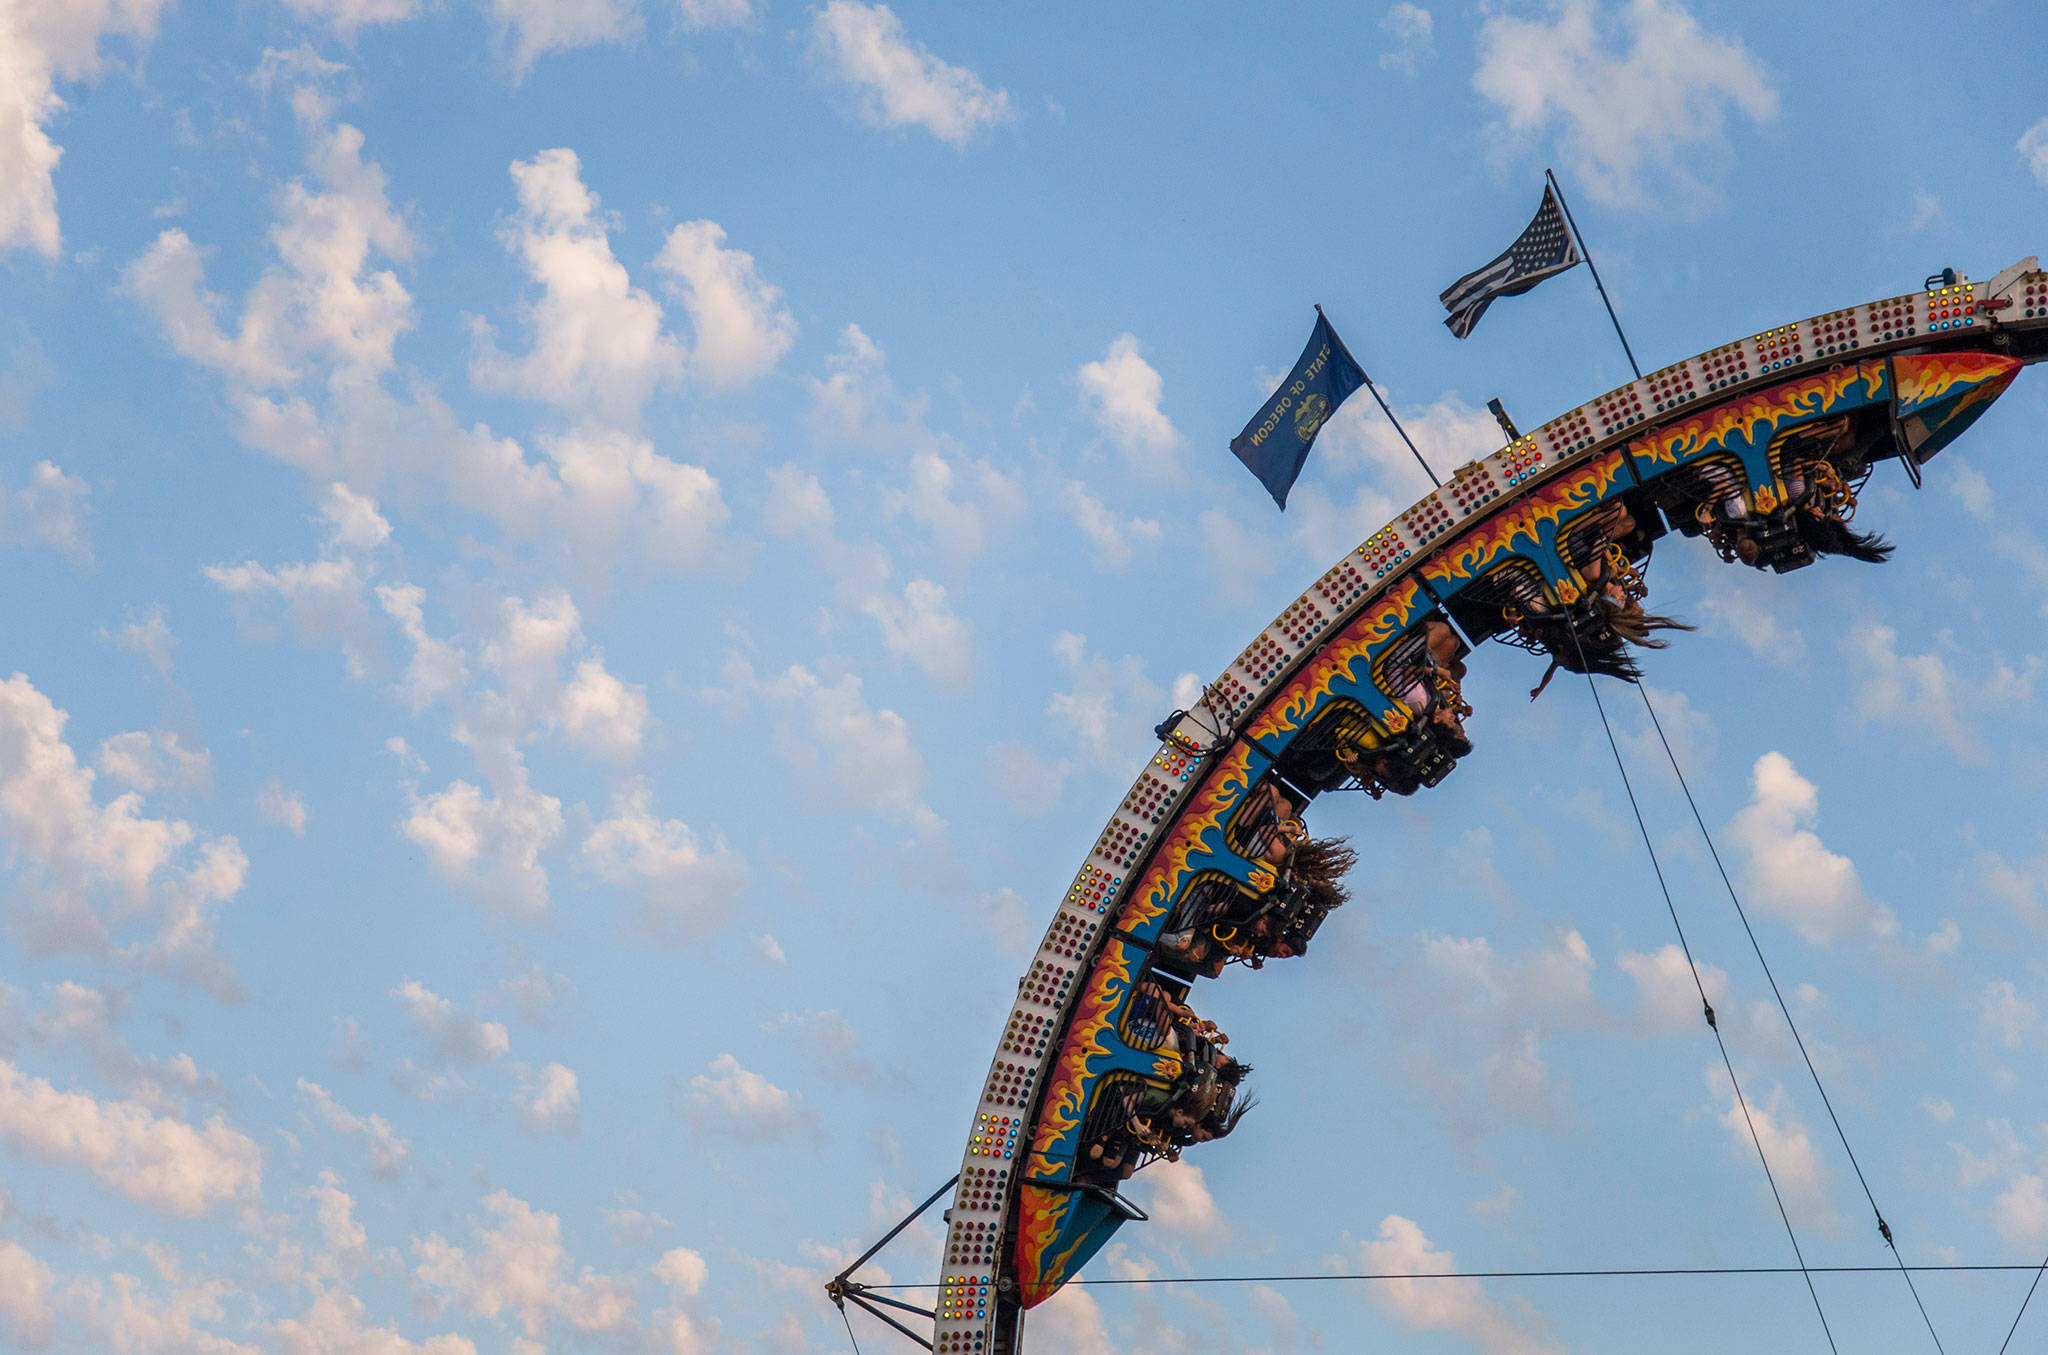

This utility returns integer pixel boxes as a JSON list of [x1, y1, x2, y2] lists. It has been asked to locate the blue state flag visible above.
[[1229, 310, 1367, 510]]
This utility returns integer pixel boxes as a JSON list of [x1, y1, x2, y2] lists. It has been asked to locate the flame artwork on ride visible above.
[[897, 262, 2048, 1353]]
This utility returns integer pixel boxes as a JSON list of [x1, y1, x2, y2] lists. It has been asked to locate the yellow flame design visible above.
[[1248, 578, 1424, 741], [1634, 365, 1871, 470], [1422, 454, 1629, 583], [1894, 351, 2022, 413]]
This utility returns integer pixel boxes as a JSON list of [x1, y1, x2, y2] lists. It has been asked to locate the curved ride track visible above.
[[925, 260, 2048, 1352]]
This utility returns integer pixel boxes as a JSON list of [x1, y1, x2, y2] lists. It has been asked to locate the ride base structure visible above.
[[828, 259, 2048, 1352]]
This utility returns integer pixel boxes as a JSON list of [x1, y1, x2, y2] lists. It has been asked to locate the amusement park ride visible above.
[[825, 256, 2048, 1351]]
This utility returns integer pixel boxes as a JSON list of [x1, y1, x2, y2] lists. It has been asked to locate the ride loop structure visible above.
[[840, 258, 2048, 1353]]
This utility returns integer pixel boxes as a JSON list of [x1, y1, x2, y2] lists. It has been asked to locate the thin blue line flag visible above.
[[1439, 183, 1581, 339], [1229, 310, 1367, 511]]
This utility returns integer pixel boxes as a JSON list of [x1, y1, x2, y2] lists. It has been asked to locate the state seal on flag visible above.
[[1293, 393, 1331, 442]]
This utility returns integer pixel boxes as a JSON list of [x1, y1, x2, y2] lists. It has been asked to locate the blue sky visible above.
[[2, 1, 2047, 1351]]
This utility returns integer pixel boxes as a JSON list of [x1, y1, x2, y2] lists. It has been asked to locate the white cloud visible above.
[[558, 657, 649, 759], [1473, 0, 1777, 210], [470, 148, 679, 423], [1060, 479, 1161, 569], [0, 460, 91, 561], [863, 577, 973, 688], [1982, 980, 2036, 1051], [258, 780, 311, 834], [882, 447, 1023, 563], [2020, 117, 2048, 187], [0, 1237, 54, 1349], [132, 116, 727, 576], [763, 1009, 871, 1085], [1996, 1174, 2048, 1249], [124, 228, 296, 388], [26, 981, 221, 1113], [108, 605, 176, 676], [1727, 751, 1895, 944], [0, 334, 51, 427], [305, 1169, 367, 1269], [1045, 632, 1179, 773], [1945, 454, 1995, 523], [1709, 1068, 1837, 1230], [602, 1205, 671, 1248], [517, 1062, 580, 1131], [1852, 624, 2037, 761], [543, 426, 730, 569], [1077, 333, 1178, 468], [1620, 682, 1711, 774], [1316, 388, 1490, 502], [394, 980, 512, 1066], [1902, 188, 1944, 235], [62, 1248, 259, 1355], [1391, 929, 1595, 1142], [810, 1, 1013, 147], [1380, 3, 1434, 75], [1282, 481, 1404, 573], [486, 585, 585, 714], [762, 463, 834, 538], [1695, 562, 1803, 660], [0, 1059, 260, 1215], [414, 1190, 635, 1338], [807, 321, 889, 440], [487, 0, 639, 73], [683, 1054, 810, 1142], [1617, 943, 1726, 1036], [97, 729, 211, 794], [403, 758, 564, 920], [1144, 1159, 1228, 1250], [943, 892, 1015, 967], [762, 664, 937, 833], [206, 555, 378, 677], [126, 101, 416, 385], [272, 1287, 476, 1355], [321, 481, 391, 550], [298, 1078, 411, 1179], [1028, 1283, 1114, 1355], [0, 673, 244, 990], [653, 219, 796, 387], [678, 0, 750, 29], [653, 1246, 706, 1297], [582, 780, 745, 944], [1350, 1215, 1560, 1355], [0, 0, 165, 258], [377, 583, 467, 710], [278, 0, 420, 35]]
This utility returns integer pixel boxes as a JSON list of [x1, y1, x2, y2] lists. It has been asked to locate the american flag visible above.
[[1440, 184, 1582, 339]]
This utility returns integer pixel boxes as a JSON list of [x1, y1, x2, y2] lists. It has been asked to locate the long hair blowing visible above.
[[1797, 512, 1894, 564], [1289, 836, 1357, 911], [1530, 615, 1643, 683], [1601, 598, 1697, 650], [1215, 1090, 1258, 1139]]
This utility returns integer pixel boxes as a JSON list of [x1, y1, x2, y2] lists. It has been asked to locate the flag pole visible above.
[[1544, 169, 1642, 380], [1320, 304, 1441, 487]]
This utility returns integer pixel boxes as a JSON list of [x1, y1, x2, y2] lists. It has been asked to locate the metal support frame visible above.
[[1414, 573, 1482, 656], [836, 1289, 934, 1350], [1883, 356, 1923, 488], [826, 1173, 959, 1350], [1026, 1176, 1151, 1222]]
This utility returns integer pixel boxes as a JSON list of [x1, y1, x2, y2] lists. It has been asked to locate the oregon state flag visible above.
[[1229, 310, 1367, 510]]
